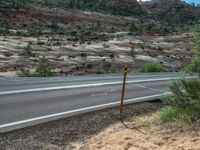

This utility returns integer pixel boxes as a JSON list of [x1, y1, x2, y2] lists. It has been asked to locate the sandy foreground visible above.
[[81, 113, 200, 150]]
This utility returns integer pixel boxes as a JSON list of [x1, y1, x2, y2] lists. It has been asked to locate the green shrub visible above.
[[87, 41, 91, 45], [159, 26, 171, 36], [35, 57, 56, 77], [19, 69, 36, 77], [139, 63, 166, 73], [16, 30, 28, 36], [103, 62, 119, 74], [87, 64, 92, 68], [20, 57, 56, 77], [160, 79, 200, 124], [81, 53, 87, 57], [128, 21, 139, 33], [129, 49, 136, 57], [23, 43, 33, 57], [160, 107, 180, 123], [1, 21, 11, 36], [186, 24, 200, 77], [37, 41, 46, 45], [109, 53, 114, 58], [138, 44, 145, 49], [160, 23, 200, 124]]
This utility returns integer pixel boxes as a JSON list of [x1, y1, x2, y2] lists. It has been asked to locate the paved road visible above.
[[0, 73, 189, 133]]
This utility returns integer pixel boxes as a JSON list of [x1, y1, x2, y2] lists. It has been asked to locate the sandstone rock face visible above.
[[0, 33, 194, 77]]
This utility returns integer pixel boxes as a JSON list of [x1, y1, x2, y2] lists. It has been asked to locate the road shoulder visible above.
[[0, 102, 162, 149]]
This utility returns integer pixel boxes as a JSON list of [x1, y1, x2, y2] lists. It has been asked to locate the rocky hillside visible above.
[[0, 33, 194, 76], [142, 0, 200, 24], [0, 0, 142, 16], [0, 0, 198, 76], [0, 0, 142, 35], [54, 0, 143, 16], [0, 0, 199, 34]]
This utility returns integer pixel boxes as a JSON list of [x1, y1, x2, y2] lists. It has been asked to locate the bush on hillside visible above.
[[186, 24, 200, 77], [35, 57, 56, 77], [139, 63, 166, 73], [22, 43, 33, 57], [128, 21, 139, 33], [20, 57, 56, 77]]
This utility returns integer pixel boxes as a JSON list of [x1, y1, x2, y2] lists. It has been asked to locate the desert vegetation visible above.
[[20, 57, 56, 77], [139, 63, 166, 73], [1, 2, 200, 149], [160, 79, 200, 124], [187, 24, 200, 77], [0, 0, 144, 16], [160, 23, 200, 124]]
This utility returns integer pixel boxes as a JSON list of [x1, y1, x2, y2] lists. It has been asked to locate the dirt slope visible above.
[[82, 113, 200, 150]]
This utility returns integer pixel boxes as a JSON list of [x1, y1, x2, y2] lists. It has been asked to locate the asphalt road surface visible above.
[[0, 73, 189, 133]]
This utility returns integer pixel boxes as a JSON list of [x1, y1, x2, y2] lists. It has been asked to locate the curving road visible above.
[[0, 73, 190, 133]]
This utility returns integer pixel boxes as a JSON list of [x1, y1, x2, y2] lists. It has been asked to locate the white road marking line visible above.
[[0, 92, 171, 130], [1, 73, 182, 82], [0, 77, 194, 95], [91, 93, 108, 96], [87, 73, 183, 80]]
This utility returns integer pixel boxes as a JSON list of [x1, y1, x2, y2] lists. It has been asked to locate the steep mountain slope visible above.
[[0, 0, 143, 16], [0, 0, 198, 76], [61, 0, 143, 16], [142, 0, 200, 24], [0, 0, 199, 36], [0, 6, 129, 31]]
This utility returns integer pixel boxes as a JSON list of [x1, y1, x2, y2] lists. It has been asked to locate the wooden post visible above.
[[120, 65, 128, 114]]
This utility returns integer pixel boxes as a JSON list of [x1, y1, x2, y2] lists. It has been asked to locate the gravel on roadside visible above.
[[0, 101, 163, 150]]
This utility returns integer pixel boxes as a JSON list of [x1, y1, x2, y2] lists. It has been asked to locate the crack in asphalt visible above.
[[132, 83, 168, 93]]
